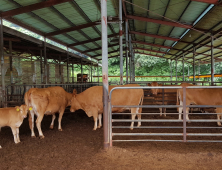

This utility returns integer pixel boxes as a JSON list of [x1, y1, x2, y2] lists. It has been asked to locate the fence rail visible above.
[[108, 86, 222, 146]]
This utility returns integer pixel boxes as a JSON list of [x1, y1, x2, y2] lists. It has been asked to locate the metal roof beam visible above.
[[190, 0, 219, 5], [132, 40, 171, 49], [130, 31, 180, 41], [68, 33, 119, 47], [135, 48, 166, 54], [135, 52, 163, 58], [92, 50, 120, 58], [45, 21, 99, 37], [1, 0, 72, 18], [84, 43, 119, 53], [127, 15, 192, 29], [3, 37, 20, 42]]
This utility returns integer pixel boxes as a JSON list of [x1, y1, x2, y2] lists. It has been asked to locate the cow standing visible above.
[[24, 86, 72, 138], [70, 84, 144, 130], [178, 87, 222, 126], [0, 105, 31, 148], [148, 82, 178, 116]]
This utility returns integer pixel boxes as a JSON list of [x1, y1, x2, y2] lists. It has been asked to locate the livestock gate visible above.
[[108, 85, 222, 146]]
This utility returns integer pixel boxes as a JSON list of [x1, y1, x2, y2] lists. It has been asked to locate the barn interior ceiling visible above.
[[1, 0, 222, 65]]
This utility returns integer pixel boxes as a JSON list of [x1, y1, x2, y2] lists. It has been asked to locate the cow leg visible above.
[[93, 115, 98, 130], [186, 108, 190, 122], [58, 110, 65, 131], [163, 108, 166, 117], [36, 114, 44, 139], [50, 114, 56, 130], [159, 108, 163, 116], [29, 111, 36, 138], [130, 108, 139, 130], [98, 114, 102, 128], [137, 114, 141, 127], [16, 128, 20, 143], [11, 127, 18, 144], [216, 108, 222, 126], [178, 100, 183, 120]]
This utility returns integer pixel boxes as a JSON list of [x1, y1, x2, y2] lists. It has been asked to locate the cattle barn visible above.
[[1, 0, 222, 169]]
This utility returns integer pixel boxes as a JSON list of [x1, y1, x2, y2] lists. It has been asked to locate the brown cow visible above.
[[70, 84, 144, 130], [24, 86, 72, 138], [177, 87, 222, 126], [149, 82, 178, 116], [0, 105, 31, 148]]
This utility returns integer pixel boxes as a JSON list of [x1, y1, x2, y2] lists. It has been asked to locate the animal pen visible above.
[[1, 0, 222, 153]]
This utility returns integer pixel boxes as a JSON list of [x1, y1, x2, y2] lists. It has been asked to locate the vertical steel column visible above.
[[101, 0, 110, 148], [182, 86, 187, 142], [132, 49, 135, 82], [72, 62, 74, 83], [0, 17, 5, 107], [182, 54, 185, 81], [40, 50, 43, 83], [67, 52, 69, 83], [198, 60, 200, 81], [91, 62, 93, 83], [9, 41, 13, 84], [59, 56, 62, 83], [193, 46, 195, 82], [129, 35, 132, 83], [176, 59, 178, 81], [170, 60, 172, 81], [43, 37, 48, 84], [125, 19, 128, 84], [81, 58, 83, 83], [97, 64, 99, 83], [188, 65, 189, 81], [211, 35, 214, 85], [119, 0, 123, 85]]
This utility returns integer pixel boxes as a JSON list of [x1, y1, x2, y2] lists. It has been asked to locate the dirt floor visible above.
[[1, 109, 222, 170]]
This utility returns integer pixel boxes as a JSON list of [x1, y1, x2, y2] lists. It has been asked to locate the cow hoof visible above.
[[49, 125, 54, 130], [31, 135, 36, 138], [93, 128, 97, 131], [58, 129, 63, 131], [160, 115, 162, 117], [164, 115, 166, 117], [130, 128, 133, 130], [39, 136, 45, 139], [0, 146, 2, 149], [97, 126, 101, 128]]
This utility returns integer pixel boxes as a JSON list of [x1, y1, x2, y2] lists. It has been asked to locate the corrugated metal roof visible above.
[[1, 0, 222, 64]]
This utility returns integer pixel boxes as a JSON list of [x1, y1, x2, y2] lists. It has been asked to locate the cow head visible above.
[[15, 105, 33, 118], [70, 89, 81, 112], [149, 81, 160, 95]]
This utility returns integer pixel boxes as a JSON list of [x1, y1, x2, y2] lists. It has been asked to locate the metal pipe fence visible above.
[[108, 86, 222, 146], [4, 81, 123, 107], [5, 82, 102, 107]]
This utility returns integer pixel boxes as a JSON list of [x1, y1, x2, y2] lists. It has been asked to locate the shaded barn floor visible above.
[[1, 109, 222, 170]]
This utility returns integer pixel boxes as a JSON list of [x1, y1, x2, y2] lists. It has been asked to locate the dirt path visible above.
[[0, 110, 222, 170]]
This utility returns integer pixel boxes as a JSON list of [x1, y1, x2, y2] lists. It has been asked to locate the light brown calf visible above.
[[70, 84, 144, 130], [24, 86, 72, 139], [0, 105, 31, 148]]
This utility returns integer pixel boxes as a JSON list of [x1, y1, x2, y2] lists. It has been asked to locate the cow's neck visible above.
[[66, 92, 73, 102], [75, 94, 84, 110]]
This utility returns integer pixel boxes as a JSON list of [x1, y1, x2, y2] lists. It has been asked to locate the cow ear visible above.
[[73, 89, 77, 96], [15, 106, 20, 112]]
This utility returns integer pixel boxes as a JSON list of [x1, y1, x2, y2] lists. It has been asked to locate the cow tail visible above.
[[139, 92, 144, 113], [24, 91, 31, 107]]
